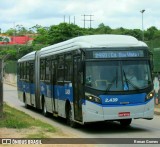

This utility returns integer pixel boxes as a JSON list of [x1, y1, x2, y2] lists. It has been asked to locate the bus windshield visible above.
[[85, 60, 152, 91]]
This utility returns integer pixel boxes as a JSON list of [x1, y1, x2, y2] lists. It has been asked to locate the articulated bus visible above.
[[17, 35, 154, 127]]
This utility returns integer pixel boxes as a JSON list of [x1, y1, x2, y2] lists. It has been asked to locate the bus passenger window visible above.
[[45, 60, 50, 81], [57, 56, 64, 83], [29, 63, 34, 83], [64, 54, 72, 82], [26, 62, 30, 80], [40, 60, 45, 80], [24, 62, 26, 79], [57, 65, 64, 82]]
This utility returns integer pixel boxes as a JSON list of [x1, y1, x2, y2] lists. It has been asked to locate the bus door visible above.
[[29, 62, 35, 106], [51, 60, 58, 114], [73, 56, 83, 122]]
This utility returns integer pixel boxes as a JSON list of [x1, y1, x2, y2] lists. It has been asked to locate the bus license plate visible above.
[[118, 112, 130, 117]]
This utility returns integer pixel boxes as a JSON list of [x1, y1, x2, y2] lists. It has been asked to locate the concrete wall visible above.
[[4, 73, 17, 86]]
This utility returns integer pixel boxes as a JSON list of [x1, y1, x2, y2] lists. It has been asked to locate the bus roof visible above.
[[18, 35, 148, 61], [18, 51, 36, 62], [40, 34, 147, 57]]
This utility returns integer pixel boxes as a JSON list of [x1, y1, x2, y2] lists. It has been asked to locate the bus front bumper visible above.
[[82, 98, 154, 123]]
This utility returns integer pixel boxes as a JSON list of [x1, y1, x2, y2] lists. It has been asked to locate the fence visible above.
[[4, 61, 17, 86], [4, 61, 17, 74], [0, 59, 3, 118]]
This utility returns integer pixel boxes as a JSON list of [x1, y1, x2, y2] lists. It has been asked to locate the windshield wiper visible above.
[[123, 70, 129, 90], [126, 78, 140, 90]]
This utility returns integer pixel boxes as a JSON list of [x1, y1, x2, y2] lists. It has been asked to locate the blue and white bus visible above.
[[17, 35, 154, 127]]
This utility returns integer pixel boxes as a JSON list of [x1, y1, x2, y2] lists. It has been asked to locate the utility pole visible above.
[[64, 15, 74, 24], [13, 22, 16, 44], [82, 14, 94, 28], [0, 59, 3, 118], [82, 14, 86, 28], [69, 15, 70, 24], [140, 9, 145, 41], [89, 15, 94, 28], [74, 16, 76, 25], [64, 15, 66, 23]]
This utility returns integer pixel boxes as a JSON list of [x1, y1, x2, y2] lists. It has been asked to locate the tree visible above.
[[5, 28, 16, 36], [145, 26, 158, 40], [96, 23, 112, 34], [123, 29, 141, 40], [32, 26, 49, 45], [112, 27, 126, 35], [153, 30, 160, 40], [15, 25, 28, 36], [48, 23, 81, 44], [0, 36, 3, 41]]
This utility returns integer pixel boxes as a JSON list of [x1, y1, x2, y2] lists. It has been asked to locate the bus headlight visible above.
[[85, 93, 101, 104], [146, 90, 154, 101]]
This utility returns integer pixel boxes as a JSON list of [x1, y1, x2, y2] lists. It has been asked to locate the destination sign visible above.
[[93, 50, 144, 58]]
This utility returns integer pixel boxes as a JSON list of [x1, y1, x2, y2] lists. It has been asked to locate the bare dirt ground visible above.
[[0, 128, 94, 147], [0, 127, 71, 138], [0, 120, 95, 146]]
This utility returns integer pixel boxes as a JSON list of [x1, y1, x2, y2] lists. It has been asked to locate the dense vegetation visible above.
[[0, 23, 160, 60]]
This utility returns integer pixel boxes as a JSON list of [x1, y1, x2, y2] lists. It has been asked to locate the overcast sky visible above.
[[0, 0, 159, 32]]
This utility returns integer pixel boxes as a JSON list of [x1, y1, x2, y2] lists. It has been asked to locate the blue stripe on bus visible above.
[[85, 98, 152, 107], [40, 82, 51, 97], [18, 81, 150, 107], [55, 85, 73, 102], [102, 99, 152, 107], [40, 82, 73, 102], [17, 81, 35, 94], [100, 93, 146, 105]]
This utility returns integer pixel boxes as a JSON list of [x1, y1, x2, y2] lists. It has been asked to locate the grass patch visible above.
[[0, 103, 57, 133]]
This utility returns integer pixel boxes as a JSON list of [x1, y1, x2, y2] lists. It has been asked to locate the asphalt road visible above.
[[3, 83, 160, 146]]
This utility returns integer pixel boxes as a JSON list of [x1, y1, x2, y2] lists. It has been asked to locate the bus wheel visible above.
[[120, 119, 132, 127], [42, 100, 48, 117], [23, 93, 28, 108], [67, 107, 77, 128]]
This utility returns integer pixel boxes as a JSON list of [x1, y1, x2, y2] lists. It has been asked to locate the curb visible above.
[[3, 82, 17, 87], [154, 111, 160, 115], [154, 108, 160, 115]]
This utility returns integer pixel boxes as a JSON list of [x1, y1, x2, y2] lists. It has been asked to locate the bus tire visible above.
[[66, 105, 77, 128], [23, 93, 29, 108], [42, 100, 48, 117], [120, 119, 132, 127]]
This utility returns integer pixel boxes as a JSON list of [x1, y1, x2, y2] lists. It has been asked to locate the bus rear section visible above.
[[17, 51, 38, 108]]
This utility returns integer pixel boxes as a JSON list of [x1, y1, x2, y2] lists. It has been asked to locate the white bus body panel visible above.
[[18, 51, 36, 62], [83, 99, 154, 123]]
